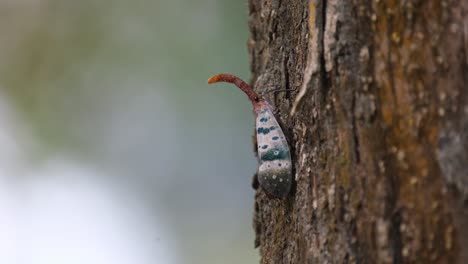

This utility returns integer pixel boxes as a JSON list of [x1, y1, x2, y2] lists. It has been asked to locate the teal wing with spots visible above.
[[255, 102, 292, 198]]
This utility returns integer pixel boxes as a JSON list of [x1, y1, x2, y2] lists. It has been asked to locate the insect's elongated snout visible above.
[[207, 73, 260, 104]]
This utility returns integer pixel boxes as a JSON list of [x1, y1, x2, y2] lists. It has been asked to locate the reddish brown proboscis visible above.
[[208, 74, 260, 104]]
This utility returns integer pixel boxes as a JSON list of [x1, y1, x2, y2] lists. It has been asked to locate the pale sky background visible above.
[[0, 1, 258, 263]]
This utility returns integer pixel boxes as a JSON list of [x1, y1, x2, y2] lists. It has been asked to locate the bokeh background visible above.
[[0, 1, 258, 263]]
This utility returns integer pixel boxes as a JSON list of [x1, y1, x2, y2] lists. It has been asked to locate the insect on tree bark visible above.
[[208, 74, 293, 198], [246, 0, 468, 263]]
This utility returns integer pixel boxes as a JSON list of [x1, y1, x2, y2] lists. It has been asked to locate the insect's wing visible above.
[[255, 103, 292, 198]]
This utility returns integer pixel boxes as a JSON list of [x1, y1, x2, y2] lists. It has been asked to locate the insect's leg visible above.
[[252, 172, 259, 190], [252, 133, 258, 156], [251, 129, 260, 190]]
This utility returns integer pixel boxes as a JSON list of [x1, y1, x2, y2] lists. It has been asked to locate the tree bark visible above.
[[248, 0, 468, 263]]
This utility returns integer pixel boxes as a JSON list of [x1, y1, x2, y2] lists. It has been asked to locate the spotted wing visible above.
[[255, 103, 292, 198]]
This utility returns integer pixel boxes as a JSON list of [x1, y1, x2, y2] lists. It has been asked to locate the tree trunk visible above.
[[248, 0, 468, 263]]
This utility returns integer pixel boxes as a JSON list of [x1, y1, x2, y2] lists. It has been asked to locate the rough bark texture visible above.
[[248, 0, 468, 263]]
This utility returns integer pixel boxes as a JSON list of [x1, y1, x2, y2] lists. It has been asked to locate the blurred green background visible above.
[[0, 1, 258, 263]]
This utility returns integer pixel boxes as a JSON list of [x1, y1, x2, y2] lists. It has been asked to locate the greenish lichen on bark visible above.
[[248, 0, 468, 263]]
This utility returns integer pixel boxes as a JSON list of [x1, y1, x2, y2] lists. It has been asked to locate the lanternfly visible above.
[[208, 74, 292, 198]]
